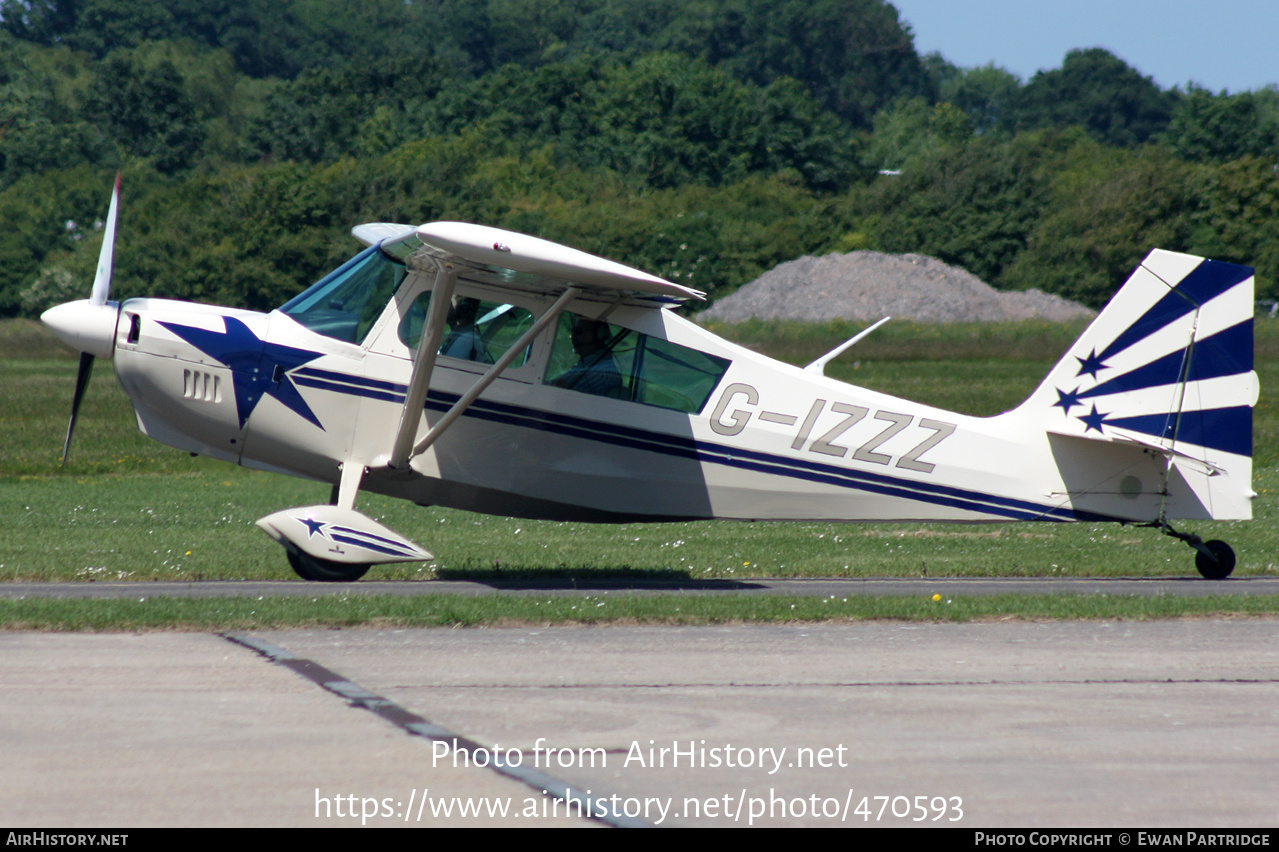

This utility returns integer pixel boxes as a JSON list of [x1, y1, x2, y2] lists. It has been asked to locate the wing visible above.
[[354, 220, 704, 302], [413, 221, 704, 302]]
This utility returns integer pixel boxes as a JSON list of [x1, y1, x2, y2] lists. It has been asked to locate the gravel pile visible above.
[[702, 251, 1095, 323]]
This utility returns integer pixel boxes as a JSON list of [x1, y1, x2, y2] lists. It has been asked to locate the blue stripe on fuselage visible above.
[[424, 391, 1098, 522], [292, 368, 1114, 523]]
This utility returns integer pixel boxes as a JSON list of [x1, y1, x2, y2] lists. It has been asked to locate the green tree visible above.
[[868, 130, 1057, 284], [936, 61, 1021, 135], [0, 0, 76, 44], [250, 52, 449, 163], [83, 51, 205, 173], [1003, 141, 1197, 307], [865, 97, 973, 173], [659, 0, 933, 128], [1164, 87, 1277, 162], [0, 38, 114, 187], [0, 163, 122, 315], [1187, 154, 1279, 300], [62, 0, 178, 56], [567, 0, 675, 56], [1013, 48, 1178, 147], [412, 53, 853, 190]]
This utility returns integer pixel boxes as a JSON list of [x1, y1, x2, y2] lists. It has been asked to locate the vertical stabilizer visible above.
[[1018, 249, 1258, 520]]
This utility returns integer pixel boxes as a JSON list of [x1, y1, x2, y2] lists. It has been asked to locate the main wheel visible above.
[[287, 549, 371, 583], [1194, 540, 1235, 580]]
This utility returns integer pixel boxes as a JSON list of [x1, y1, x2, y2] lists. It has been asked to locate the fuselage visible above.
[[108, 253, 1174, 527]]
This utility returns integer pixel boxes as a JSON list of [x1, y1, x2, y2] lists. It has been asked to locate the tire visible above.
[[1194, 540, 1235, 580], [287, 549, 371, 583]]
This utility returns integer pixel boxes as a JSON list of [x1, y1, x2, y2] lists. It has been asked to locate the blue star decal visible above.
[[1075, 348, 1109, 379], [1053, 386, 1083, 415], [1077, 404, 1110, 434], [159, 317, 326, 430], [298, 517, 328, 538]]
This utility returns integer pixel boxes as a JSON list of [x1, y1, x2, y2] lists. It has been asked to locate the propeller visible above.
[[41, 172, 123, 464]]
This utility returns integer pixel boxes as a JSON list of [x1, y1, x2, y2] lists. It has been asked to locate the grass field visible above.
[[2, 317, 1276, 627]]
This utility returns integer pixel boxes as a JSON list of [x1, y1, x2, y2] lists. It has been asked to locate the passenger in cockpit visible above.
[[440, 297, 492, 362]]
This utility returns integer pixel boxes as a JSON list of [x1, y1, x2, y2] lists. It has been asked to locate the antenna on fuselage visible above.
[[804, 316, 891, 376]]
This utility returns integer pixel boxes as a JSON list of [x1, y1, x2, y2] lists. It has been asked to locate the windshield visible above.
[[278, 245, 407, 344]]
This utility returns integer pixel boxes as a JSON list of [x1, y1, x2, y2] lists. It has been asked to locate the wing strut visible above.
[[388, 261, 457, 469], [411, 286, 581, 457]]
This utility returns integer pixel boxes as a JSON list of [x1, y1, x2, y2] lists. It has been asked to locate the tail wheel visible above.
[[1194, 540, 1235, 580], [286, 549, 371, 583]]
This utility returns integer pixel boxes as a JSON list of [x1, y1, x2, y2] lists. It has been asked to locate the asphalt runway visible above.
[[3, 620, 1277, 827]]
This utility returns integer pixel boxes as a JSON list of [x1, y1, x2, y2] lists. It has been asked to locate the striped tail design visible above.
[[1020, 249, 1258, 520]]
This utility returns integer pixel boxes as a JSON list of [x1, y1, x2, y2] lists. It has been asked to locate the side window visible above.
[[545, 312, 730, 412], [279, 246, 407, 344], [546, 313, 630, 398], [633, 335, 731, 413], [398, 291, 536, 368]]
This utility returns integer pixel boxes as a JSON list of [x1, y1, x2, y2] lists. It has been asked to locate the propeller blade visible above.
[[61, 352, 95, 466], [89, 171, 120, 307], [58, 174, 120, 464]]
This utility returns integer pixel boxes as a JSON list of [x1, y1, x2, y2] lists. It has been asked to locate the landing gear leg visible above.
[[1144, 522, 1236, 579]]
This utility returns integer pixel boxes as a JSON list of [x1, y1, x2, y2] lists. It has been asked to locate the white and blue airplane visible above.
[[41, 177, 1257, 580]]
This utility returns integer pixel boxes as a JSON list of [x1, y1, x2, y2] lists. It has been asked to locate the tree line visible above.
[[2, 0, 1277, 319]]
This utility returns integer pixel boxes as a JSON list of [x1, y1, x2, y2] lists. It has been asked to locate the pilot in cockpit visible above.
[[549, 318, 622, 397]]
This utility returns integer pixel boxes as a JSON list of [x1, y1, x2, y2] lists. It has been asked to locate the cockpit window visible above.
[[279, 245, 407, 344], [398, 291, 537, 368], [546, 311, 730, 413]]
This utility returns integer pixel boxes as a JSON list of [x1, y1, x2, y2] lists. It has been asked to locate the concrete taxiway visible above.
[[3, 620, 1277, 827]]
